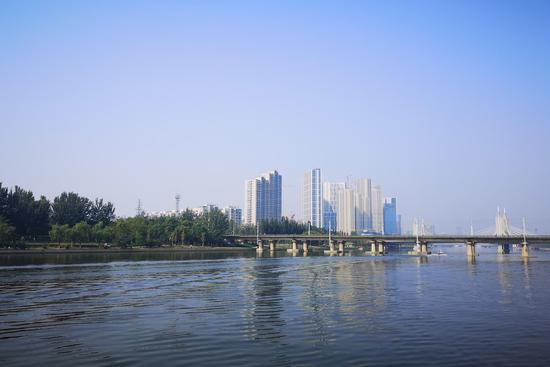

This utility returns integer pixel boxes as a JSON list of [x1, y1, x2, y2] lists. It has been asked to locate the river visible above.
[[1, 246, 549, 366]]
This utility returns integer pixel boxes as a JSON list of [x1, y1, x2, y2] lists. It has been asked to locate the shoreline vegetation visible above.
[[0, 245, 256, 255], [1, 182, 324, 251]]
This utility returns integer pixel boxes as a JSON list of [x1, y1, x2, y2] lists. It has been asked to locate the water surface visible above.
[[1, 247, 549, 366]]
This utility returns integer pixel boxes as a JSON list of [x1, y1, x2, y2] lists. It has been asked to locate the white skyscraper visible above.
[[323, 182, 344, 231], [336, 187, 356, 235], [244, 179, 258, 225], [243, 170, 282, 225], [354, 178, 372, 233], [371, 185, 384, 234], [303, 168, 323, 228]]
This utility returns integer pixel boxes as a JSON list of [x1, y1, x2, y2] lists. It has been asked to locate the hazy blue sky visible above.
[[1, 0, 549, 233]]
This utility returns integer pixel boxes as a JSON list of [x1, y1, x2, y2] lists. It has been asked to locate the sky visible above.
[[1, 0, 550, 233]]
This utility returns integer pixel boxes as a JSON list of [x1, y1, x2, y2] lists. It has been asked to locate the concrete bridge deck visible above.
[[226, 234, 550, 245], [225, 234, 550, 257]]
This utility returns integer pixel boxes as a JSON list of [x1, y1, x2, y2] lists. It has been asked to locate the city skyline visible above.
[[2, 3, 550, 367], [1, 1, 549, 233]]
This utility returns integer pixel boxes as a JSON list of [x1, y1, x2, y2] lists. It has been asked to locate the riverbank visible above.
[[0, 246, 255, 255]]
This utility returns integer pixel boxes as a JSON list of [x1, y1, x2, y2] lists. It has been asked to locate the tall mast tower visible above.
[[175, 194, 181, 212], [136, 199, 143, 216]]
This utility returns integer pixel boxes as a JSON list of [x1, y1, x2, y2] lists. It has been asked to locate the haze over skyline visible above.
[[1, 1, 550, 233]]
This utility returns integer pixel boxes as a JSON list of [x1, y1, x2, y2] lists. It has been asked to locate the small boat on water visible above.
[[432, 250, 447, 256]]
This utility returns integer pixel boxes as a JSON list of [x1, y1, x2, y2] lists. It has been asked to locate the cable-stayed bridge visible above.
[[474, 208, 530, 236]]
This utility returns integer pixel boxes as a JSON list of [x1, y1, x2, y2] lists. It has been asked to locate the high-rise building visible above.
[[397, 214, 402, 235], [192, 204, 219, 216], [303, 168, 323, 228], [336, 187, 356, 235], [244, 179, 259, 225], [264, 170, 282, 221], [322, 182, 344, 232], [354, 178, 372, 233], [371, 185, 384, 234], [243, 170, 282, 225], [222, 206, 242, 228], [383, 197, 398, 235]]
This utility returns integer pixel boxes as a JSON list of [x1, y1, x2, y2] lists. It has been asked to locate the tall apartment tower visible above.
[[354, 178, 372, 233], [336, 187, 356, 235], [383, 197, 398, 235], [243, 170, 282, 225], [322, 182, 344, 232], [303, 168, 323, 228], [244, 179, 259, 225], [222, 206, 242, 228], [371, 185, 384, 234]]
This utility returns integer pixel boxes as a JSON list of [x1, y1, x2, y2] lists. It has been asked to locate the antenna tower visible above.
[[136, 199, 143, 216], [175, 194, 181, 212]]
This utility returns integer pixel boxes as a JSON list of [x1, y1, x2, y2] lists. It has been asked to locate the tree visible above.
[[0, 217, 16, 246], [193, 209, 229, 246], [73, 221, 91, 244], [5, 186, 35, 238], [49, 224, 63, 244], [91, 222, 104, 244], [238, 224, 257, 235], [51, 192, 91, 226], [102, 224, 116, 244], [89, 198, 116, 225], [31, 196, 51, 237], [115, 220, 133, 247], [0, 183, 8, 218], [48, 223, 71, 244]]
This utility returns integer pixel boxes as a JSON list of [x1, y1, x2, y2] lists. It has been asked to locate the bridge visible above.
[[226, 209, 549, 257], [225, 234, 550, 257]]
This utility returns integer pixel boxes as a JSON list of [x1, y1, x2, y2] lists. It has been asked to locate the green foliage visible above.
[[51, 193, 116, 227], [51, 192, 91, 226], [0, 183, 51, 239], [91, 222, 104, 244], [49, 224, 71, 244], [73, 221, 91, 244], [0, 183, 9, 218], [259, 217, 324, 235], [32, 196, 51, 236], [237, 224, 258, 235], [0, 182, 236, 248], [115, 220, 133, 247], [0, 217, 16, 246], [89, 198, 116, 225]]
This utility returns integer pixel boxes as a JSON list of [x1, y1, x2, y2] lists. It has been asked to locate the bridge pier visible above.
[[466, 241, 476, 257], [269, 240, 276, 252], [370, 241, 377, 255], [377, 241, 386, 255], [302, 241, 309, 254], [288, 239, 298, 253], [521, 241, 529, 257], [497, 243, 510, 254], [420, 241, 429, 255], [325, 240, 337, 254], [256, 240, 264, 254], [338, 241, 345, 254]]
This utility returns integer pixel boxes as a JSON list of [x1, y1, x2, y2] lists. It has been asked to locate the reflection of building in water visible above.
[[299, 268, 332, 348], [242, 262, 286, 338], [334, 260, 357, 314], [334, 259, 390, 325], [240, 261, 291, 365]]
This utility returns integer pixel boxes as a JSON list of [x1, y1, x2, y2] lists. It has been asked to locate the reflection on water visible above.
[[2, 249, 550, 366]]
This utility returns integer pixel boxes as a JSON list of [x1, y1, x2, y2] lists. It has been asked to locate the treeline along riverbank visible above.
[[1, 182, 323, 249]]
